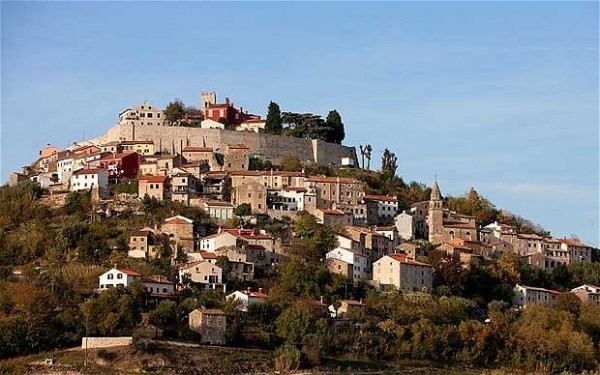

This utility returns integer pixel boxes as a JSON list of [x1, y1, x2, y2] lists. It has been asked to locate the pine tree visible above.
[[325, 109, 345, 144], [265, 101, 283, 134]]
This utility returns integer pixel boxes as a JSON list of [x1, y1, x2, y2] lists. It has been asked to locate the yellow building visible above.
[[121, 140, 155, 155]]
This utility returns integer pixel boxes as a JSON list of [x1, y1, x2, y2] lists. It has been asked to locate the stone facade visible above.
[[189, 308, 227, 345], [93, 123, 357, 167], [233, 181, 267, 214], [373, 254, 434, 293]]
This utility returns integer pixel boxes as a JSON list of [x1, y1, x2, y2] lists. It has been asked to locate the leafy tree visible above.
[[294, 211, 337, 257], [216, 256, 232, 282], [164, 99, 185, 125], [325, 109, 345, 144], [234, 203, 252, 217], [276, 302, 319, 344], [427, 249, 464, 295], [149, 300, 177, 337], [381, 148, 398, 177], [265, 101, 283, 134], [280, 155, 303, 172], [217, 117, 230, 127]]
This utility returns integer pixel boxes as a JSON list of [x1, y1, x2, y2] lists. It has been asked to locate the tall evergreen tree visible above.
[[381, 148, 398, 176], [325, 109, 345, 144], [265, 101, 283, 134]]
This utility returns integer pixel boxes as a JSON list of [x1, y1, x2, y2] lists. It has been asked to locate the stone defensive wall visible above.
[[91, 123, 357, 166]]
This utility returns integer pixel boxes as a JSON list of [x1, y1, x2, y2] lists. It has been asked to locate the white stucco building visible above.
[[70, 168, 108, 192]]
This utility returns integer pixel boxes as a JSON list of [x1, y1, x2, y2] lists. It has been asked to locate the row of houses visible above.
[[513, 284, 600, 308]]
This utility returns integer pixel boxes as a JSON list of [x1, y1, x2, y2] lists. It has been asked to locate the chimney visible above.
[[320, 296, 324, 304], [258, 288, 264, 293], [225, 97, 230, 105]]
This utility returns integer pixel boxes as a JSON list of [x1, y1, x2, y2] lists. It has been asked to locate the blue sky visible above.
[[1, 2, 598, 245]]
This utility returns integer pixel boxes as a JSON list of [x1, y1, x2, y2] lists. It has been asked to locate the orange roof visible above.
[[284, 186, 307, 192], [116, 267, 141, 276], [388, 254, 433, 267], [516, 284, 562, 295], [200, 252, 217, 259], [121, 140, 154, 145], [222, 228, 273, 240], [139, 175, 168, 183], [239, 289, 268, 298]]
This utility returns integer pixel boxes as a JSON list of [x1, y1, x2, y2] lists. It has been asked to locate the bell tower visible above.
[[200, 91, 216, 109], [428, 178, 444, 244]]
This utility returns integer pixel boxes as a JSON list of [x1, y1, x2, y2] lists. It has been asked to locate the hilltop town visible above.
[[1, 91, 599, 374]]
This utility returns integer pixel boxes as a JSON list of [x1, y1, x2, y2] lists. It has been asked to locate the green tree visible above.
[[325, 109, 345, 144], [234, 203, 252, 217], [149, 300, 177, 337], [216, 256, 232, 282], [164, 99, 185, 125], [265, 101, 283, 134], [280, 155, 303, 172]]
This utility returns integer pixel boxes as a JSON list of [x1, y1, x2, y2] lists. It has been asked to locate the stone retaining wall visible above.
[[81, 336, 133, 349]]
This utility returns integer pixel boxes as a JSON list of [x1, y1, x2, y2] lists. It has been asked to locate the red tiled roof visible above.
[[388, 254, 433, 267], [139, 175, 168, 183], [240, 118, 265, 123], [200, 252, 217, 259], [239, 289, 268, 298], [116, 267, 141, 276]]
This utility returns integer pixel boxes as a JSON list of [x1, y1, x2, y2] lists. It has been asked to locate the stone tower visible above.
[[200, 91, 216, 109], [428, 178, 444, 244]]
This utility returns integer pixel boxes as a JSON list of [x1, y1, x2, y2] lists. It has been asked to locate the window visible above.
[[162, 288, 167, 293], [107, 274, 114, 279], [117, 273, 123, 279]]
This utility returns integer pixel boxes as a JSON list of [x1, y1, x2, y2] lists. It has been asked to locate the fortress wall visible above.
[[98, 124, 357, 166]]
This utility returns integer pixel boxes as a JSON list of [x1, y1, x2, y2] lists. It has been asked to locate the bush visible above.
[[96, 348, 117, 362], [274, 344, 301, 371]]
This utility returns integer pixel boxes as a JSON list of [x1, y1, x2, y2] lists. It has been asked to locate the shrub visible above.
[[274, 344, 301, 371]]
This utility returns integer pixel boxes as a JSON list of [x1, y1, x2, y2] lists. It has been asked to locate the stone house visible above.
[[128, 229, 158, 259], [118, 103, 164, 127], [224, 144, 249, 171], [512, 284, 561, 308], [179, 261, 222, 286], [188, 308, 227, 345], [161, 215, 195, 251], [315, 208, 353, 226], [233, 181, 267, 214], [326, 247, 370, 283], [571, 285, 600, 306], [138, 175, 170, 201], [305, 175, 365, 208], [363, 194, 399, 225], [372, 254, 434, 293], [171, 173, 198, 206], [120, 140, 155, 155]]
